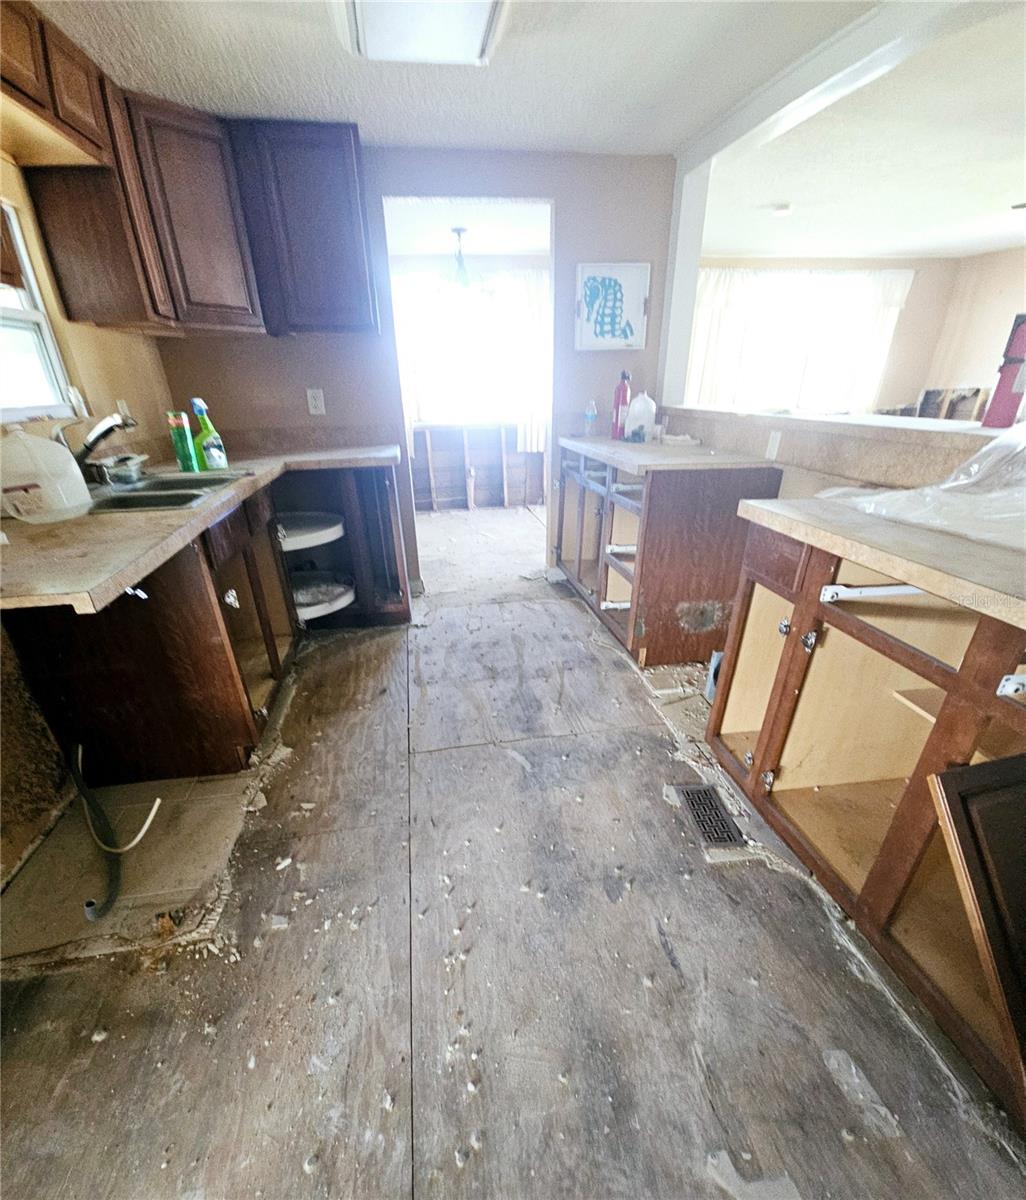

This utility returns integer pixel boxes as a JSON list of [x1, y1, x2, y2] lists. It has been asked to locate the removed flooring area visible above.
[[2, 509, 1023, 1199]]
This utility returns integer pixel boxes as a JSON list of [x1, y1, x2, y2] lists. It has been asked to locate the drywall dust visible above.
[[823, 1049, 901, 1138], [706, 1150, 803, 1200]]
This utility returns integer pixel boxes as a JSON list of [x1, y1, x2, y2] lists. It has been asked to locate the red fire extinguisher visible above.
[[611, 370, 631, 440]]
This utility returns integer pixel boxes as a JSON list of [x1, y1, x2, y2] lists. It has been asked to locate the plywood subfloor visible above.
[[2, 509, 1023, 1199]]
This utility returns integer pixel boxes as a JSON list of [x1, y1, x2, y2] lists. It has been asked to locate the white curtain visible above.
[[685, 267, 915, 415], [389, 258, 553, 453]]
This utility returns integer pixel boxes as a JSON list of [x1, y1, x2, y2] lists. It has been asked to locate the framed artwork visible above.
[[575, 262, 650, 351]]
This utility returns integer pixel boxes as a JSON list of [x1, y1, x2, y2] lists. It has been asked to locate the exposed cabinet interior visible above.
[[272, 465, 410, 627], [707, 512, 1026, 1127], [717, 583, 792, 768]]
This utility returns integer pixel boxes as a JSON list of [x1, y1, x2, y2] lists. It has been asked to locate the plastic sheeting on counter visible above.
[[820, 424, 1026, 550]]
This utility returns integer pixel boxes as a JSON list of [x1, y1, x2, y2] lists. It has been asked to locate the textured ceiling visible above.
[[35, 0, 871, 154], [703, 9, 1026, 258]]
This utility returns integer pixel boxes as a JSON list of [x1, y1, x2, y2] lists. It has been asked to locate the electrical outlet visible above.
[[766, 430, 782, 460], [306, 388, 326, 416]]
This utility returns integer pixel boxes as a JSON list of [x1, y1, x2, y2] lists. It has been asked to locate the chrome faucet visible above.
[[52, 413, 138, 467]]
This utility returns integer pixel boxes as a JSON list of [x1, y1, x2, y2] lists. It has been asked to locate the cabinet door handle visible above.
[[222, 588, 240, 609], [778, 618, 791, 636]]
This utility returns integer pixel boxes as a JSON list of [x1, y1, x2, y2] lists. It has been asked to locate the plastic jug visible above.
[[624, 391, 657, 442], [0, 427, 91, 522]]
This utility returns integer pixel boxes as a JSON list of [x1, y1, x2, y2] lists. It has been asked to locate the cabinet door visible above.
[[230, 120, 377, 334], [127, 93, 263, 329], [41, 20, 109, 151], [0, 0, 49, 109]]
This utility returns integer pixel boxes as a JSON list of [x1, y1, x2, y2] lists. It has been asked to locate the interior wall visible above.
[[0, 154, 174, 461], [160, 146, 676, 567], [927, 247, 1026, 390]]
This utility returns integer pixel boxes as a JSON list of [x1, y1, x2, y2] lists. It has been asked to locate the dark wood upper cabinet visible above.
[[0, 0, 49, 108], [229, 120, 377, 335], [102, 79, 176, 321], [40, 19, 109, 152], [127, 93, 263, 330]]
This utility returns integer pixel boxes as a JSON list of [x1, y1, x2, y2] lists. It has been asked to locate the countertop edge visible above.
[[558, 436, 770, 472], [0, 445, 401, 613], [738, 498, 1026, 630]]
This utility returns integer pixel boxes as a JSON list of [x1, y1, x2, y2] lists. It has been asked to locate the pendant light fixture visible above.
[[452, 226, 470, 286]]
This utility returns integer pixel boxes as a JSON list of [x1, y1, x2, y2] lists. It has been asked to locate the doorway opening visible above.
[[383, 196, 553, 602]]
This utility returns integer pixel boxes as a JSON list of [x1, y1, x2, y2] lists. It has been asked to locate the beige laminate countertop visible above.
[[0, 446, 401, 615], [559, 436, 771, 474], [739, 498, 1026, 630]]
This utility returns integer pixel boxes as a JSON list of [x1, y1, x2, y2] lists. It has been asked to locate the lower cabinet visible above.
[[706, 524, 1026, 1128], [4, 487, 295, 785], [555, 446, 781, 666]]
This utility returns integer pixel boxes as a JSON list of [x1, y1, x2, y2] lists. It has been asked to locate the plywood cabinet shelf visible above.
[[892, 686, 1022, 761]]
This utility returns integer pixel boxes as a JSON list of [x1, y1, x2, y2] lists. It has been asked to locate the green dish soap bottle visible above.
[[191, 397, 228, 470]]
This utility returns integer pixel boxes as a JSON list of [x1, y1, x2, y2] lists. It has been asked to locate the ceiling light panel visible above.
[[336, 1, 507, 65]]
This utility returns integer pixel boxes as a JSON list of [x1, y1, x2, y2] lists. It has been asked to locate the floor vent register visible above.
[[672, 784, 744, 848]]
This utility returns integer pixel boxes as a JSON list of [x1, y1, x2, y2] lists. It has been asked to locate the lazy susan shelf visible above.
[[291, 572, 356, 622], [277, 511, 345, 553]]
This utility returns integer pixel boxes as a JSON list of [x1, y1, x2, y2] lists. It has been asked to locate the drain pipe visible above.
[[68, 746, 162, 921]]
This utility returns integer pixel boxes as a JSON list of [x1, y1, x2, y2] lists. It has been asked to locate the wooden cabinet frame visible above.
[[555, 445, 781, 666], [707, 524, 1026, 1123]]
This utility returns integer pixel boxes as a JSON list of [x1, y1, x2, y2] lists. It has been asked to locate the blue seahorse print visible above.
[[584, 275, 634, 342]]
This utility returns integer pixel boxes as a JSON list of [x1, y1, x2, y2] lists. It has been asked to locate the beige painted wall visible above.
[[0, 154, 174, 461], [928, 247, 1026, 390], [160, 146, 676, 569]]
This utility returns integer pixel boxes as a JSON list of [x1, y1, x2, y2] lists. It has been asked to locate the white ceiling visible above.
[[703, 8, 1026, 259], [35, 0, 871, 154], [383, 197, 551, 257]]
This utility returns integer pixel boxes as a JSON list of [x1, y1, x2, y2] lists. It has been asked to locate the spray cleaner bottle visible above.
[[191, 397, 228, 470], [611, 370, 631, 440]]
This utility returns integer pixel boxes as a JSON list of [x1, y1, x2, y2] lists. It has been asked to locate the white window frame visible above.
[[1, 201, 79, 421]]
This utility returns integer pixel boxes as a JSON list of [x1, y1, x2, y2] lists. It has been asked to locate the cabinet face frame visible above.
[[706, 523, 1026, 1126]]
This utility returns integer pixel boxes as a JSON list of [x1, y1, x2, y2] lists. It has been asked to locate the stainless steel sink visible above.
[[88, 470, 249, 513], [126, 472, 247, 493], [90, 491, 207, 512]]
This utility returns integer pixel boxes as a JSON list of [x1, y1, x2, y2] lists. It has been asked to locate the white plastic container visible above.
[[0, 427, 91, 523], [624, 391, 657, 441]]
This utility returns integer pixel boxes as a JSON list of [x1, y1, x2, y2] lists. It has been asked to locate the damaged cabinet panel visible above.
[[555, 437, 781, 667]]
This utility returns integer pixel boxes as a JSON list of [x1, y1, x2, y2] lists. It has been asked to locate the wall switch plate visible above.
[[766, 430, 782, 460], [306, 388, 326, 416]]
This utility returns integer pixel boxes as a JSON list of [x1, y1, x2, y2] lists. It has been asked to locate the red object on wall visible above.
[[982, 313, 1026, 427]]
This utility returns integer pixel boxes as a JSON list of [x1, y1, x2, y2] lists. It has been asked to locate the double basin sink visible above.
[[90, 471, 250, 513]]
